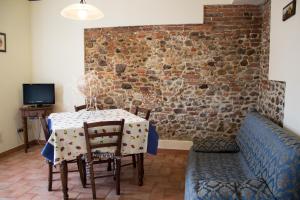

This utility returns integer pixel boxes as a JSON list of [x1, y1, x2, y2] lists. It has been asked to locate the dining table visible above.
[[41, 109, 159, 199]]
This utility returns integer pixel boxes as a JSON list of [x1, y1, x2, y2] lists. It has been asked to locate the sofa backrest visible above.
[[236, 112, 300, 200]]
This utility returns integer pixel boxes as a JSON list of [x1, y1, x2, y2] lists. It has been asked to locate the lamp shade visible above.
[[61, 3, 104, 20]]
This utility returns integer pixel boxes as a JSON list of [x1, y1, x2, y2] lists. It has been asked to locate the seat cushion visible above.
[[196, 179, 275, 200], [193, 135, 240, 153], [237, 179, 275, 200], [197, 180, 236, 200], [185, 149, 255, 200]]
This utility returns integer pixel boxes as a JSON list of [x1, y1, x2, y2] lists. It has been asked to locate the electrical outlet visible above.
[[17, 128, 24, 134]]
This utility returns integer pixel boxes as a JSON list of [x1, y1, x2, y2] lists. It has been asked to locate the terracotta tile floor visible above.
[[0, 145, 188, 200]]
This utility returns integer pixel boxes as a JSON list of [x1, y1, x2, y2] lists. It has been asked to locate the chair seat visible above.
[[93, 151, 115, 159]]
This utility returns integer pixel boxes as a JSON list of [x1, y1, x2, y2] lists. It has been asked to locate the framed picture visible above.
[[0, 33, 6, 52], [283, 0, 297, 21]]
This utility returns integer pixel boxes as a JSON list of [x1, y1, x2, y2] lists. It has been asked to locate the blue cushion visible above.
[[197, 180, 236, 200], [196, 179, 275, 200], [193, 136, 240, 153], [237, 179, 275, 200], [185, 150, 256, 200], [236, 112, 300, 200]]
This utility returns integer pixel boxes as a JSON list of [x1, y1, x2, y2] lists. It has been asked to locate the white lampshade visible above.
[[61, 2, 104, 21]]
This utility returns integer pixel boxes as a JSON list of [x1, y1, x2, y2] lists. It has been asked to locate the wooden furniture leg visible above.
[[140, 153, 144, 179], [22, 116, 29, 153], [132, 154, 137, 168], [82, 158, 87, 187], [137, 153, 144, 186], [107, 158, 112, 171], [48, 162, 53, 191], [60, 161, 69, 200], [116, 158, 121, 195], [76, 156, 86, 188], [89, 162, 97, 199]]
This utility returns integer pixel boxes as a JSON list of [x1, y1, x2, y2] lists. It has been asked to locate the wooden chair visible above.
[[74, 104, 103, 112], [134, 106, 151, 120], [74, 104, 113, 171], [40, 116, 86, 191], [83, 119, 125, 198]]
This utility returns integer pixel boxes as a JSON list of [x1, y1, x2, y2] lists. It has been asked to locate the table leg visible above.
[[137, 153, 144, 186], [22, 117, 29, 153], [60, 161, 69, 200], [141, 153, 144, 179]]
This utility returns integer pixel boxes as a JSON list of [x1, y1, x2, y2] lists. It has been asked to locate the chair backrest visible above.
[[74, 104, 103, 112], [40, 116, 50, 141], [236, 112, 300, 199], [83, 119, 125, 159], [134, 107, 151, 120], [74, 105, 87, 112]]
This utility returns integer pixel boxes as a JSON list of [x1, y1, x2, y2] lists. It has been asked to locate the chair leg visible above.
[[132, 154, 137, 168], [77, 156, 86, 188], [48, 162, 53, 191], [89, 163, 97, 199], [107, 158, 112, 171], [116, 158, 121, 195], [82, 159, 87, 187], [141, 153, 144, 178], [137, 153, 144, 186], [113, 159, 116, 181]]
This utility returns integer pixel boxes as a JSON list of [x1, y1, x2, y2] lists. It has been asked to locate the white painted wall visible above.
[[0, 0, 234, 153], [5, 0, 297, 153], [30, 0, 233, 112], [0, 0, 32, 153], [30, 0, 204, 113], [269, 0, 300, 135]]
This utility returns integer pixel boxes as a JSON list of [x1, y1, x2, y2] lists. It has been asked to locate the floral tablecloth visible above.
[[43, 109, 149, 165]]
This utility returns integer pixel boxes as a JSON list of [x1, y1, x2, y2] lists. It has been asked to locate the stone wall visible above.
[[257, 0, 286, 126], [84, 4, 284, 140]]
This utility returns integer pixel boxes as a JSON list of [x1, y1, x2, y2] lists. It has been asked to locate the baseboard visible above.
[[36, 139, 46, 145], [0, 140, 38, 159], [158, 139, 193, 150]]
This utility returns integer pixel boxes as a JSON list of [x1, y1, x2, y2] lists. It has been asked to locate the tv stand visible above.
[[28, 104, 51, 108], [20, 106, 53, 153]]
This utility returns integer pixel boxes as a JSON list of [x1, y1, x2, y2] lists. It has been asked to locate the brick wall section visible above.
[[84, 4, 284, 140], [257, 0, 286, 126]]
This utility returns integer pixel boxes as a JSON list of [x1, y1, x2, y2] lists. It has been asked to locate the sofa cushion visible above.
[[237, 179, 275, 200], [193, 135, 240, 153], [197, 180, 236, 200], [185, 150, 255, 200], [236, 112, 300, 200], [196, 179, 275, 200]]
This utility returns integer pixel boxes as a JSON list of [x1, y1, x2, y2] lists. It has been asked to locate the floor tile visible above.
[[0, 146, 188, 200]]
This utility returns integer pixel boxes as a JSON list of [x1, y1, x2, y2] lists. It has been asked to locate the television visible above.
[[23, 84, 55, 106]]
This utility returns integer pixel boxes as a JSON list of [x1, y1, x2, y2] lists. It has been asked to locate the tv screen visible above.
[[23, 84, 55, 105]]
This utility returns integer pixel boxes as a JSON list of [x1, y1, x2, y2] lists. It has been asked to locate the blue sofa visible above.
[[185, 112, 300, 200]]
